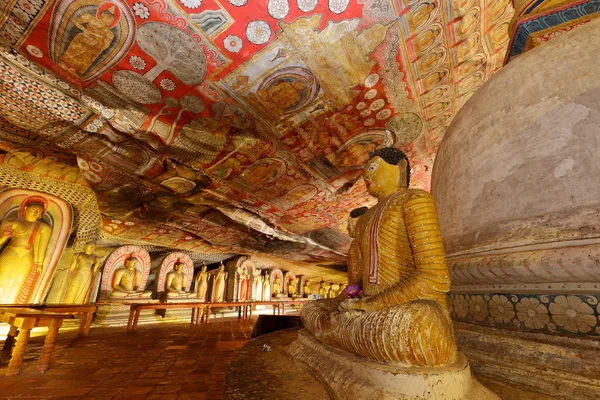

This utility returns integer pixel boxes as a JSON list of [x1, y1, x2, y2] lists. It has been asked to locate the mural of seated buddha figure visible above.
[[301, 146, 457, 367], [110, 256, 152, 298], [165, 260, 194, 298]]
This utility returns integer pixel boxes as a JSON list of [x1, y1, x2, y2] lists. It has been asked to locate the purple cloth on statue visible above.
[[344, 284, 363, 298]]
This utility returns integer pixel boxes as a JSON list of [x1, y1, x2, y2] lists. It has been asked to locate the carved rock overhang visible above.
[[0, 0, 514, 266]]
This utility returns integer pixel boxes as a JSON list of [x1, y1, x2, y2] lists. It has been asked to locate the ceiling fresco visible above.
[[0, 0, 514, 266]]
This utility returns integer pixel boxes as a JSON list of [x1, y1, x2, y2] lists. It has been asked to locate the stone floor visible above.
[[0, 318, 255, 400]]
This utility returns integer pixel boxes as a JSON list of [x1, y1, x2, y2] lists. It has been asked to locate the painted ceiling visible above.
[[0, 0, 513, 267]]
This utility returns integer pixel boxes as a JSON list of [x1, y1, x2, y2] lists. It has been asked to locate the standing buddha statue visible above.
[[327, 282, 336, 298], [64, 241, 101, 304], [288, 277, 299, 297], [317, 280, 328, 298], [213, 263, 228, 302], [0, 197, 52, 304], [262, 271, 271, 300], [195, 265, 208, 301]]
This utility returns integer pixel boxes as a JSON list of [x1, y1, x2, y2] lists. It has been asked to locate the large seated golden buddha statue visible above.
[[301, 146, 457, 367]]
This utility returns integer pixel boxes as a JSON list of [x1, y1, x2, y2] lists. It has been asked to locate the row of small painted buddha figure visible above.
[[109, 260, 310, 301], [109, 260, 219, 300], [317, 281, 347, 299]]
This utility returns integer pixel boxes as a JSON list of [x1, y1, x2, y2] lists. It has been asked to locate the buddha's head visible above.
[[24, 202, 45, 222], [84, 242, 96, 254], [201, 265, 207, 272], [347, 206, 368, 237], [99, 6, 116, 27], [364, 147, 410, 198], [125, 257, 139, 270], [174, 261, 184, 272]]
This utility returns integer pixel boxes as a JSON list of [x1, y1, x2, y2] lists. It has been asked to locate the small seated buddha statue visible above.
[[288, 277, 299, 297], [303, 278, 311, 297], [110, 257, 152, 298], [272, 277, 282, 297], [301, 146, 457, 367], [165, 260, 195, 298]]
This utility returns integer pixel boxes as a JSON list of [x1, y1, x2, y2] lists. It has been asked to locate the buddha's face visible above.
[[24, 204, 44, 222], [219, 265, 224, 272], [126, 259, 138, 270], [84, 243, 96, 254], [99, 12, 115, 27], [364, 156, 399, 197], [347, 216, 358, 237], [201, 266, 207, 272], [174, 262, 184, 272]]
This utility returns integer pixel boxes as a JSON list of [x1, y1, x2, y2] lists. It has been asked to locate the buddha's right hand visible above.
[[338, 298, 366, 314], [33, 262, 42, 275]]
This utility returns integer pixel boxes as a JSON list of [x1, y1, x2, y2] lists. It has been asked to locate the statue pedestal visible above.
[[288, 329, 499, 400]]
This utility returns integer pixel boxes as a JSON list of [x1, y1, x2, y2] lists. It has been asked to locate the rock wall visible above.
[[431, 18, 600, 398]]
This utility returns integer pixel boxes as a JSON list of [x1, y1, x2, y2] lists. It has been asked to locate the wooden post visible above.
[[2, 325, 18, 352], [132, 308, 142, 330], [38, 318, 63, 372], [83, 311, 93, 336], [205, 305, 211, 323], [127, 306, 136, 330], [6, 320, 34, 376]]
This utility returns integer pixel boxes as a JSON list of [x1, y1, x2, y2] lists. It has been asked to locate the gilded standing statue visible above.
[[64, 242, 101, 304], [0, 197, 52, 304], [301, 146, 457, 367]]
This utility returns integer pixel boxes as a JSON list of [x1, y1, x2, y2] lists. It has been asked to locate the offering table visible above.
[[0, 307, 74, 376], [126, 302, 207, 330]]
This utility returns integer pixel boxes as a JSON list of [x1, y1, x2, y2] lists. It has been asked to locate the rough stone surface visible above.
[[432, 18, 600, 263], [287, 329, 498, 400], [223, 328, 331, 400], [455, 322, 600, 399]]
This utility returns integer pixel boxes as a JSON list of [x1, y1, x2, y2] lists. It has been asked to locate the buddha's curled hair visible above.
[[349, 206, 368, 218]]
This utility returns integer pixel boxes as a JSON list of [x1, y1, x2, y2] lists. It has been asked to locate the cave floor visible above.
[[0, 317, 557, 400], [0, 318, 255, 399]]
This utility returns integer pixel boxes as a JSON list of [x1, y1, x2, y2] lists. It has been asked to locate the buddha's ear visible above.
[[398, 159, 408, 188]]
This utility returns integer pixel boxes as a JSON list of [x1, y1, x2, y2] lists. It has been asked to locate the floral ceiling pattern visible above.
[[0, 0, 513, 265]]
